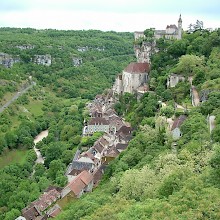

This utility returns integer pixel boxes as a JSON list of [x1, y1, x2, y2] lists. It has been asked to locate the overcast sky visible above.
[[0, 0, 220, 32]]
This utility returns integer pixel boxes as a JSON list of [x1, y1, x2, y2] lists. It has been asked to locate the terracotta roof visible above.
[[66, 170, 93, 196], [47, 204, 61, 218], [34, 189, 60, 212], [171, 115, 187, 130], [68, 177, 86, 195], [78, 170, 93, 185], [105, 147, 120, 158], [81, 151, 96, 161], [124, 62, 150, 74], [88, 117, 109, 125]]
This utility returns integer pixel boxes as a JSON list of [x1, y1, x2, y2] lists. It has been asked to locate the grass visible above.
[[25, 100, 44, 116], [0, 148, 29, 169]]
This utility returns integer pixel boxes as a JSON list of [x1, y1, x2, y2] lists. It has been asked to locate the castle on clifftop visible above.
[[134, 14, 183, 40]]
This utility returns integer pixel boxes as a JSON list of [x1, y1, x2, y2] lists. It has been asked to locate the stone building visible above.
[[167, 73, 185, 88], [171, 115, 187, 139], [113, 62, 150, 95], [87, 117, 110, 134], [134, 14, 182, 41]]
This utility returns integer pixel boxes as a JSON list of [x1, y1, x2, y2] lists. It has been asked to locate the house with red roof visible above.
[[61, 170, 93, 199]]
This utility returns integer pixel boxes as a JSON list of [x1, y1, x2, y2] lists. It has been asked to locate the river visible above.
[[33, 130, 49, 164]]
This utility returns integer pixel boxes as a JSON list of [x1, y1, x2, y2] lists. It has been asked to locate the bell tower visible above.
[[178, 14, 182, 39]]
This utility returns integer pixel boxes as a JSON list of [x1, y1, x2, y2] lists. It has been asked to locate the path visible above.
[[191, 86, 200, 107], [209, 115, 216, 134], [33, 130, 49, 164], [0, 81, 36, 114]]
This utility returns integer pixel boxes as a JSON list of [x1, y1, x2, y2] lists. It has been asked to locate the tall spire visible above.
[[178, 14, 182, 23]]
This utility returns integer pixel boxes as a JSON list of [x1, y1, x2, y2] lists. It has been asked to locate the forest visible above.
[[1, 25, 220, 219]]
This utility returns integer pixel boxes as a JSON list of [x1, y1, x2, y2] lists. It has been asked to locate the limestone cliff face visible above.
[[72, 57, 83, 66], [34, 54, 52, 66], [134, 42, 155, 63], [0, 53, 20, 68], [15, 45, 35, 50]]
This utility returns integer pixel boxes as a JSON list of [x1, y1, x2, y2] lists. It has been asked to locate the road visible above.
[[0, 81, 36, 114]]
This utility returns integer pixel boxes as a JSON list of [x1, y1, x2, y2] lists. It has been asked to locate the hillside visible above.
[[55, 28, 220, 219], [0, 28, 135, 219]]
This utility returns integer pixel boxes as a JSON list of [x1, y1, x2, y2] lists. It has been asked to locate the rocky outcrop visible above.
[[134, 42, 155, 63], [72, 57, 83, 66], [34, 54, 52, 66], [77, 46, 89, 52], [167, 73, 185, 88], [15, 45, 35, 50], [0, 52, 20, 68]]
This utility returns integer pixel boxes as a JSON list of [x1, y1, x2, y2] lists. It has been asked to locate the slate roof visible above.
[[88, 117, 109, 125], [171, 115, 187, 130], [124, 62, 150, 74], [116, 143, 128, 151], [71, 160, 94, 171]]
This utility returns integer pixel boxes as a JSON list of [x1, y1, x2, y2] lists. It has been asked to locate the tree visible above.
[[48, 159, 65, 180], [173, 54, 205, 77]]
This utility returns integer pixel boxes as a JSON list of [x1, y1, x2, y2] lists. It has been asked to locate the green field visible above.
[[0, 148, 29, 169]]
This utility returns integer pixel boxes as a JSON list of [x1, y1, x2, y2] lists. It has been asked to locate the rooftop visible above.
[[124, 62, 150, 74]]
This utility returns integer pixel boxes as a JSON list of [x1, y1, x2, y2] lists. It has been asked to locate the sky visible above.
[[0, 0, 220, 32]]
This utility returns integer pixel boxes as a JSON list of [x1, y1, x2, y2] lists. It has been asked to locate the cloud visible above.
[[0, 0, 219, 31]]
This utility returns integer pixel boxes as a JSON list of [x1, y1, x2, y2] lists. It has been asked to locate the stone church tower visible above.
[[178, 14, 182, 40]]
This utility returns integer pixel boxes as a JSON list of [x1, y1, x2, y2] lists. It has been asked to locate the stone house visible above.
[[102, 146, 120, 164], [22, 188, 61, 220], [167, 73, 185, 88], [61, 170, 93, 199], [171, 115, 187, 139], [87, 117, 110, 134]]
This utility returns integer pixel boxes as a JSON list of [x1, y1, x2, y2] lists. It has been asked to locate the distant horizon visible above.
[[0, 0, 219, 32]]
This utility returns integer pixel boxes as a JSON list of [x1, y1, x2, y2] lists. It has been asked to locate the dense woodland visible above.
[[0, 28, 135, 219], [1, 25, 220, 220]]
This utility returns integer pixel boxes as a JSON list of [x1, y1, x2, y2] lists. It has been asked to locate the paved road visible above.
[[0, 82, 36, 113]]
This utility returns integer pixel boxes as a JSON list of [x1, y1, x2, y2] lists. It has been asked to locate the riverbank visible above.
[[33, 129, 49, 164]]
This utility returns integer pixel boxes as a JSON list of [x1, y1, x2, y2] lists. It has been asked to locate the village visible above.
[[16, 14, 217, 220], [19, 90, 133, 220]]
